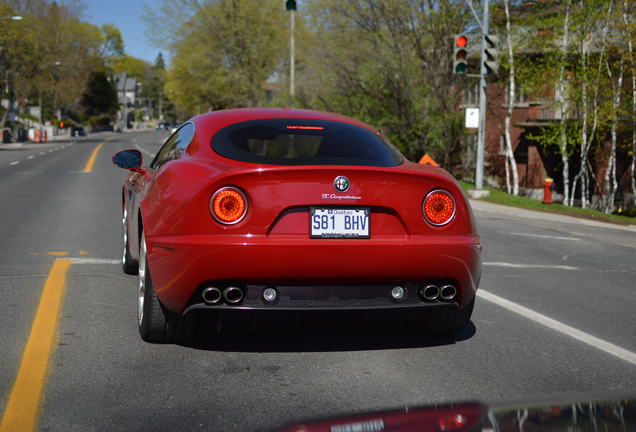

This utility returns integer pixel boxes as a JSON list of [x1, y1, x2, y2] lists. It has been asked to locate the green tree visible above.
[[99, 24, 125, 58], [81, 70, 118, 117], [147, 0, 287, 113], [300, 0, 471, 167], [1, 1, 133, 131], [112, 56, 151, 80], [140, 53, 173, 120], [0, 3, 40, 126]]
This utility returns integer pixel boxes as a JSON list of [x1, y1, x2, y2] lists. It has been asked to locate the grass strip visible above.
[[458, 181, 636, 226]]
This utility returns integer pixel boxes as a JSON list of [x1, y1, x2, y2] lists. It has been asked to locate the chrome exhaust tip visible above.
[[440, 284, 457, 300], [202, 286, 222, 304], [223, 286, 244, 304], [420, 284, 440, 301]]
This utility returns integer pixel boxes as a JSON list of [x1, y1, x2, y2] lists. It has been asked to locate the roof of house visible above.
[[115, 73, 138, 92]]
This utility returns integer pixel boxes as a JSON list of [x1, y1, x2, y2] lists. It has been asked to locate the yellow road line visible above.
[[82, 143, 103, 173], [0, 259, 71, 432]]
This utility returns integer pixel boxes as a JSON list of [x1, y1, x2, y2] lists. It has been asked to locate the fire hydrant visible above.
[[543, 178, 554, 204]]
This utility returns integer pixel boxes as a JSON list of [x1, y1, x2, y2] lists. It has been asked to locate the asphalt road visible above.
[[0, 130, 634, 432]]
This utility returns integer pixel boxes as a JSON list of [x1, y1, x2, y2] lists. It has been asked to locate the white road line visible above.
[[507, 232, 581, 241], [27, 155, 35, 159], [39, 152, 45, 155], [483, 262, 579, 270], [70, 258, 119, 265], [10, 161, 19, 166], [477, 289, 636, 366]]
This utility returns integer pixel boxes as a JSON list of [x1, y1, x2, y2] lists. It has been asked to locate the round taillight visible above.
[[423, 189, 455, 226], [210, 187, 247, 224]]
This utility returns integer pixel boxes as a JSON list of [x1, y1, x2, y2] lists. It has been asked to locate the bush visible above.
[[614, 208, 636, 218]]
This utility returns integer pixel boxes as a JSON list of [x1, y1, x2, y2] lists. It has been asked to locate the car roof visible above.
[[193, 108, 373, 131]]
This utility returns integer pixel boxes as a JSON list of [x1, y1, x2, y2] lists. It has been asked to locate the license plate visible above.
[[310, 207, 370, 239]]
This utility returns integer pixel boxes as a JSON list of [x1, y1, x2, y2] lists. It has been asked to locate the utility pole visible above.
[[38, 89, 42, 126], [286, 0, 297, 101], [475, 0, 489, 192], [289, 5, 295, 99], [462, 0, 490, 197], [121, 73, 127, 131]]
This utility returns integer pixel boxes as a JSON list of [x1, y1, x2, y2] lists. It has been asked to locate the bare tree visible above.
[[556, 0, 573, 205], [627, 4, 636, 207], [568, 0, 613, 208], [603, 24, 625, 214], [503, 0, 519, 195]]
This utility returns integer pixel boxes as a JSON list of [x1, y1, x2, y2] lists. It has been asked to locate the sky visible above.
[[82, 0, 162, 64]]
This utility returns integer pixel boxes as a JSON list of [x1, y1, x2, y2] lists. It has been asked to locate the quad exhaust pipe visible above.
[[201, 285, 244, 305], [223, 286, 244, 304], [202, 286, 222, 304], [420, 284, 440, 301], [440, 284, 457, 300], [418, 284, 457, 302]]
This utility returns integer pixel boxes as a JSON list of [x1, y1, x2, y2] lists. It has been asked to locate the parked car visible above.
[[112, 108, 482, 343]]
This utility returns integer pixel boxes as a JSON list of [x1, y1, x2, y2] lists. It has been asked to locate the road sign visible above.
[[465, 108, 479, 128]]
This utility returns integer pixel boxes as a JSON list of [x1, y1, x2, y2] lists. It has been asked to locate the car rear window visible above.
[[211, 119, 403, 166]]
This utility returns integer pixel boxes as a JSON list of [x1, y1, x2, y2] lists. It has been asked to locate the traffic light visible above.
[[453, 35, 469, 75], [285, 0, 296, 11], [483, 34, 499, 75]]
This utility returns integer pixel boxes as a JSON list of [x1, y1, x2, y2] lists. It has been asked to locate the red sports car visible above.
[[113, 108, 481, 343]]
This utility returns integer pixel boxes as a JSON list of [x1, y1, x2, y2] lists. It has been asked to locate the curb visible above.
[[469, 199, 636, 233]]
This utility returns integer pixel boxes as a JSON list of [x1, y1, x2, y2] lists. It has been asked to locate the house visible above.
[[115, 73, 139, 108]]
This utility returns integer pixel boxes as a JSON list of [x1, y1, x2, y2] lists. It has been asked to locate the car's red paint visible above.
[[274, 402, 486, 432], [118, 108, 481, 320]]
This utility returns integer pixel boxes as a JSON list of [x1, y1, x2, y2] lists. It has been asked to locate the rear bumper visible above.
[[184, 301, 456, 314], [146, 234, 482, 313]]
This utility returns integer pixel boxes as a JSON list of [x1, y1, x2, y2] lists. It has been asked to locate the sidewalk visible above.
[[0, 142, 68, 150], [0, 131, 116, 150], [470, 199, 636, 233]]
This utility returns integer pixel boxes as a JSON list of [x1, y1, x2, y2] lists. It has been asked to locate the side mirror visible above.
[[113, 149, 143, 171]]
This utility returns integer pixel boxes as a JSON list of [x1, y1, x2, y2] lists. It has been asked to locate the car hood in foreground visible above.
[[273, 394, 635, 432]]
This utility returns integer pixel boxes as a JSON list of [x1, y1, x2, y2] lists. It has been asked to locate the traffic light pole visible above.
[[289, 8, 295, 100], [475, 0, 489, 192]]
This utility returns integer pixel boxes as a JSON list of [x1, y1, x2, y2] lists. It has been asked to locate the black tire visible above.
[[122, 208, 138, 275], [424, 297, 475, 335], [137, 231, 192, 343]]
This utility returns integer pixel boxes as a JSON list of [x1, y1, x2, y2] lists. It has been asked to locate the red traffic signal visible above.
[[453, 35, 469, 75]]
